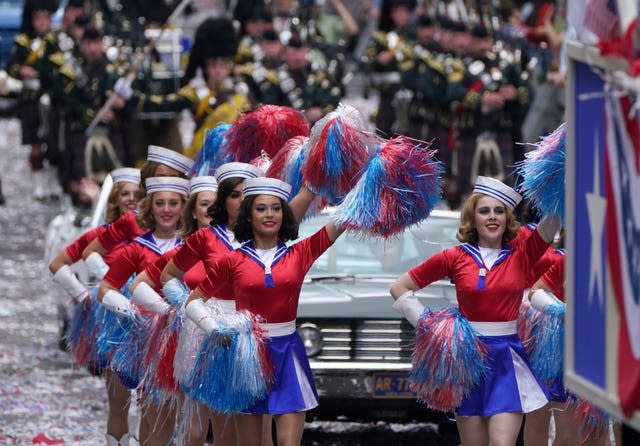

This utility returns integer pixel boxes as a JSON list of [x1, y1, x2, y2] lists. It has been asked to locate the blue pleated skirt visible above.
[[456, 333, 550, 417], [243, 332, 318, 415]]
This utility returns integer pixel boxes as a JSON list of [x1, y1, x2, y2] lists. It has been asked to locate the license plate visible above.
[[371, 373, 416, 399]]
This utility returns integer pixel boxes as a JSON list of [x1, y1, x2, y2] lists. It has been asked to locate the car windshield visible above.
[[293, 210, 460, 277]]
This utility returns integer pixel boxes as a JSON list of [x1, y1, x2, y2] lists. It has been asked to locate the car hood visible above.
[[298, 276, 456, 319]]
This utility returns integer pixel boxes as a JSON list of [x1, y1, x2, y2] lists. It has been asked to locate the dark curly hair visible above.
[[207, 177, 244, 225], [233, 195, 299, 243], [456, 193, 520, 244]]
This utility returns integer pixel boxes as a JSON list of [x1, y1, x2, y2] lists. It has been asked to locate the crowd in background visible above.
[[0, 0, 568, 211]]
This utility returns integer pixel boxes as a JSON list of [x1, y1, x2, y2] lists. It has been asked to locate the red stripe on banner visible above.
[[619, 97, 640, 173], [605, 101, 640, 416]]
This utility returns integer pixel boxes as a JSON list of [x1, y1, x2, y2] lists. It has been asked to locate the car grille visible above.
[[297, 318, 415, 362]]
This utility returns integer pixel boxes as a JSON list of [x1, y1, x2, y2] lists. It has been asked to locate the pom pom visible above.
[[302, 103, 377, 203], [188, 310, 273, 413], [188, 123, 231, 177], [109, 313, 154, 390], [517, 297, 540, 356], [224, 105, 309, 163], [334, 136, 444, 238], [409, 307, 489, 412], [250, 149, 272, 173], [67, 291, 100, 367], [142, 308, 181, 395], [572, 397, 609, 443], [266, 136, 327, 217], [516, 123, 566, 223], [527, 302, 565, 382]]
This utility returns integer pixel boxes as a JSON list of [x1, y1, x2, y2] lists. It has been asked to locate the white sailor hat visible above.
[[243, 177, 292, 202], [472, 176, 522, 210], [214, 162, 264, 183], [189, 176, 218, 195], [145, 177, 190, 196], [146, 145, 194, 175], [111, 167, 140, 185]]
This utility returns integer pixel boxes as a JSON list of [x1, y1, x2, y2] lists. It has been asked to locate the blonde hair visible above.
[[136, 192, 187, 232], [456, 193, 520, 244]]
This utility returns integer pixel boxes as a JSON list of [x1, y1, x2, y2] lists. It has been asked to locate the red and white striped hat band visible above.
[[243, 177, 292, 201], [214, 162, 264, 183], [189, 176, 218, 194], [111, 167, 140, 185], [145, 177, 190, 196], [146, 145, 194, 175], [472, 176, 522, 210]]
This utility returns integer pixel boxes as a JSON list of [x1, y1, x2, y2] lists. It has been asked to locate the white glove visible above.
[[102, 290, 138, 319], [392, 291, 426, 328], [162, 278, 188, 305], [85, 252, 109, 279], [530, 288, 565, 314], [185, 299, 218, 335], [131, 282, 170, 314], [52, 264, 89, 303], [114, 77, 133, 100]]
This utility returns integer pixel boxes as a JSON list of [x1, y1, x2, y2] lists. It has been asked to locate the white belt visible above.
[[469, 320, 517, 336], [261, 320, 296, 337], [209, 297, 235, 313]]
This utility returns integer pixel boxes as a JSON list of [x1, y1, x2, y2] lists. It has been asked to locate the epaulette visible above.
[[264, 70, 279, 84], [48, 51, 65, 66], [427, 58, 446, 75], [177, 85, 198, 103], [371, 31, 387, 45], [59, 64, 76, 79], [44, 31, 57, 43], [463, 90, 481, 108], [106, 64, 115, 74], [14, 33, 30, 48], [237, 62, 255, 76], [400, 60, 414, 72], [448, 71, 463, 83]]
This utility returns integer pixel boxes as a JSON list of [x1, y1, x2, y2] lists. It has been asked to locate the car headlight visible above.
[[297, 322, 323, 357]]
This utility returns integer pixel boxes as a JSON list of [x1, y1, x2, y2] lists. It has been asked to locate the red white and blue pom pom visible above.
[[517, 297, 540, 356], [333, 136, 443, 238], [223, 105, 309, 163], [67, 287, 101, 367], [143, 308, 181, 396], [572, 397, 609, 443], [109, 310, 154, 390], [266, 136, 327, 217], [302, 103, 377, 203], [188, 123, 231, 177], [516, 123, 566, 223], [409, 307, 489, 412], [528, 302, 565, 383], [188, 311, 273, 413]]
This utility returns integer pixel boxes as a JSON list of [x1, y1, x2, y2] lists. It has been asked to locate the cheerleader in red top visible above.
[[160, 162, 264, 311], [82, 145, 194, 279], [528, 258, 618, 446], [390, 176, 561, 446], [49, 167, 140, 306], [48, 167, 140, 446], [97, 177, 189, 446], [129, 176, 242, 446], [184, 177, 345, 446]]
